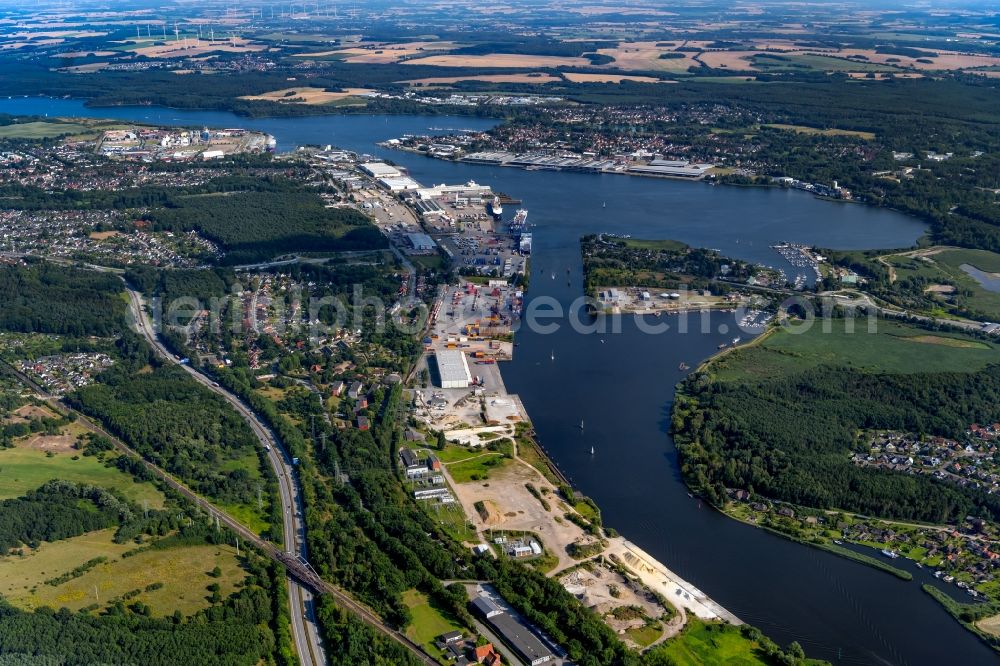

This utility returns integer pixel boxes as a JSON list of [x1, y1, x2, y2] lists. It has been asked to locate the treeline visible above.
[[674, 364, 1000, 523], [147, 190, 385, 265], [0, 261, 127, 336], [581, 235, 751, 294], [0, 481, 133, 554], [0, 551, 285, 666], [68, 335, 276, 527]]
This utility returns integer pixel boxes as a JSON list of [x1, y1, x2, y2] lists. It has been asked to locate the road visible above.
[[122, 284, 438, 665], [123, 286, 326, 666]]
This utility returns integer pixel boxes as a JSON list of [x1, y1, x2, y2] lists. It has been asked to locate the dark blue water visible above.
[[962, 264, 1000, 293], [4, 97, 994, 664]]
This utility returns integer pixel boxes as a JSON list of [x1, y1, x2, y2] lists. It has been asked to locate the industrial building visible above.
[[470, 595, 554, 665], [360, 162, 401, 178], [406, 233, 437, 251], [627, 162, 714, 178], [378, 175, 421, 192], [435, 350, 472, 388]]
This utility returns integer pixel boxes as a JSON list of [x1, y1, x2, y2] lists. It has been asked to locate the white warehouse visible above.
[[435, 350, 472, 388]]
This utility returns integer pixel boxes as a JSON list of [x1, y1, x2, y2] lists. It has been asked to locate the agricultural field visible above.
[[0, 444, 166, 508], [116, 37, 265, 58], [293, 40, 459, 63], [594, 41, 699, 72], [0, 528, 244, 616], [402, 73, 561, 86], [752, 52, 895, 73], [0, 120, 90, 139], [562, 73, 667, 83], [403, 53, 593, 69], [710, 319, 1000, 382], [763, 124, 876, 140], [239, 86, 373, 105]]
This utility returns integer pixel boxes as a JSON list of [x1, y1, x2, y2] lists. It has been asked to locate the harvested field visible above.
[[563, 73, 667, 83], [697, 50, 761, 70], [239, 87, 373, 105], [54, 50, 117, 58], [764, 124, 876, 139], [402, 72, 560, 85], [838, 47, 1000, 71], [294, 40, 458, 63], [594, 42, 699, 72], [128, 37, 264, 58], [404, 53, 592, 68]]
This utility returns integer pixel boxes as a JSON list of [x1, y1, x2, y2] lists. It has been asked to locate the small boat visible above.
[[732, 337, 741, 344], [590, 446, 595, 455], [881, 549, 899, 559], [833, 540, 844, 545], [678, 362, 689, 371], [718, 343, 727, 349]]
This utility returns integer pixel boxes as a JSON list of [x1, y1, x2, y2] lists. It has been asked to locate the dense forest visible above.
[[581, 235, 752, 294], [674, 363, 1000, 522], [68, 335, 279, 532], [0, 262, 127, 336], [148, 190, 385, 265], [0, 481, 133, 554]]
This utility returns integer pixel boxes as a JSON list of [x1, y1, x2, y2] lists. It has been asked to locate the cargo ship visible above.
[[488, 196, 503, 220]]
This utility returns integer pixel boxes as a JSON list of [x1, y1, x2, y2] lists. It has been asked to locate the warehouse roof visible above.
[[435, 350, 472, 385], [360, 162, 401, 177]]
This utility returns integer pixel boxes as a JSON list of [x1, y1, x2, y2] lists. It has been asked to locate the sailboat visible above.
[[550, 350, 555, 361], [590, 445, 595, 455], [579, 419, 584, 430]]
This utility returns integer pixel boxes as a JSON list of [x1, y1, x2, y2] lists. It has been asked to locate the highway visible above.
[[122, 285, 438, 665], [123, 286, 326, 666]]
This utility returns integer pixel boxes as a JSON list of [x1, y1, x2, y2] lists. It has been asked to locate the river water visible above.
[[3, 97, 995, 664]]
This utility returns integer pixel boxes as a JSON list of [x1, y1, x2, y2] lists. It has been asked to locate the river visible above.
[[3, 97, 995, 665]]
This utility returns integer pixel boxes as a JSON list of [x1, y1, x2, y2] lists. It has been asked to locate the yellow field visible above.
[[593, 41, 699, 72], [563, 73, 667, 83], [698, 50, 762, 70], [239, 87, 373, 105], [402, 72, 561, 86], [1, 529, 244, 616], [128, 37, 264, 59], [404, 53, 592, 68], [294, 40, 458, 63], [838, 47, 1000, 71]]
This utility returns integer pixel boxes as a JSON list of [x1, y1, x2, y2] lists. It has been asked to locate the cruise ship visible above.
[[488, 195, 503, 219]]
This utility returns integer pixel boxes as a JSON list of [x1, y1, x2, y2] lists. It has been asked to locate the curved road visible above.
[[124, 285, 438, 665]]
